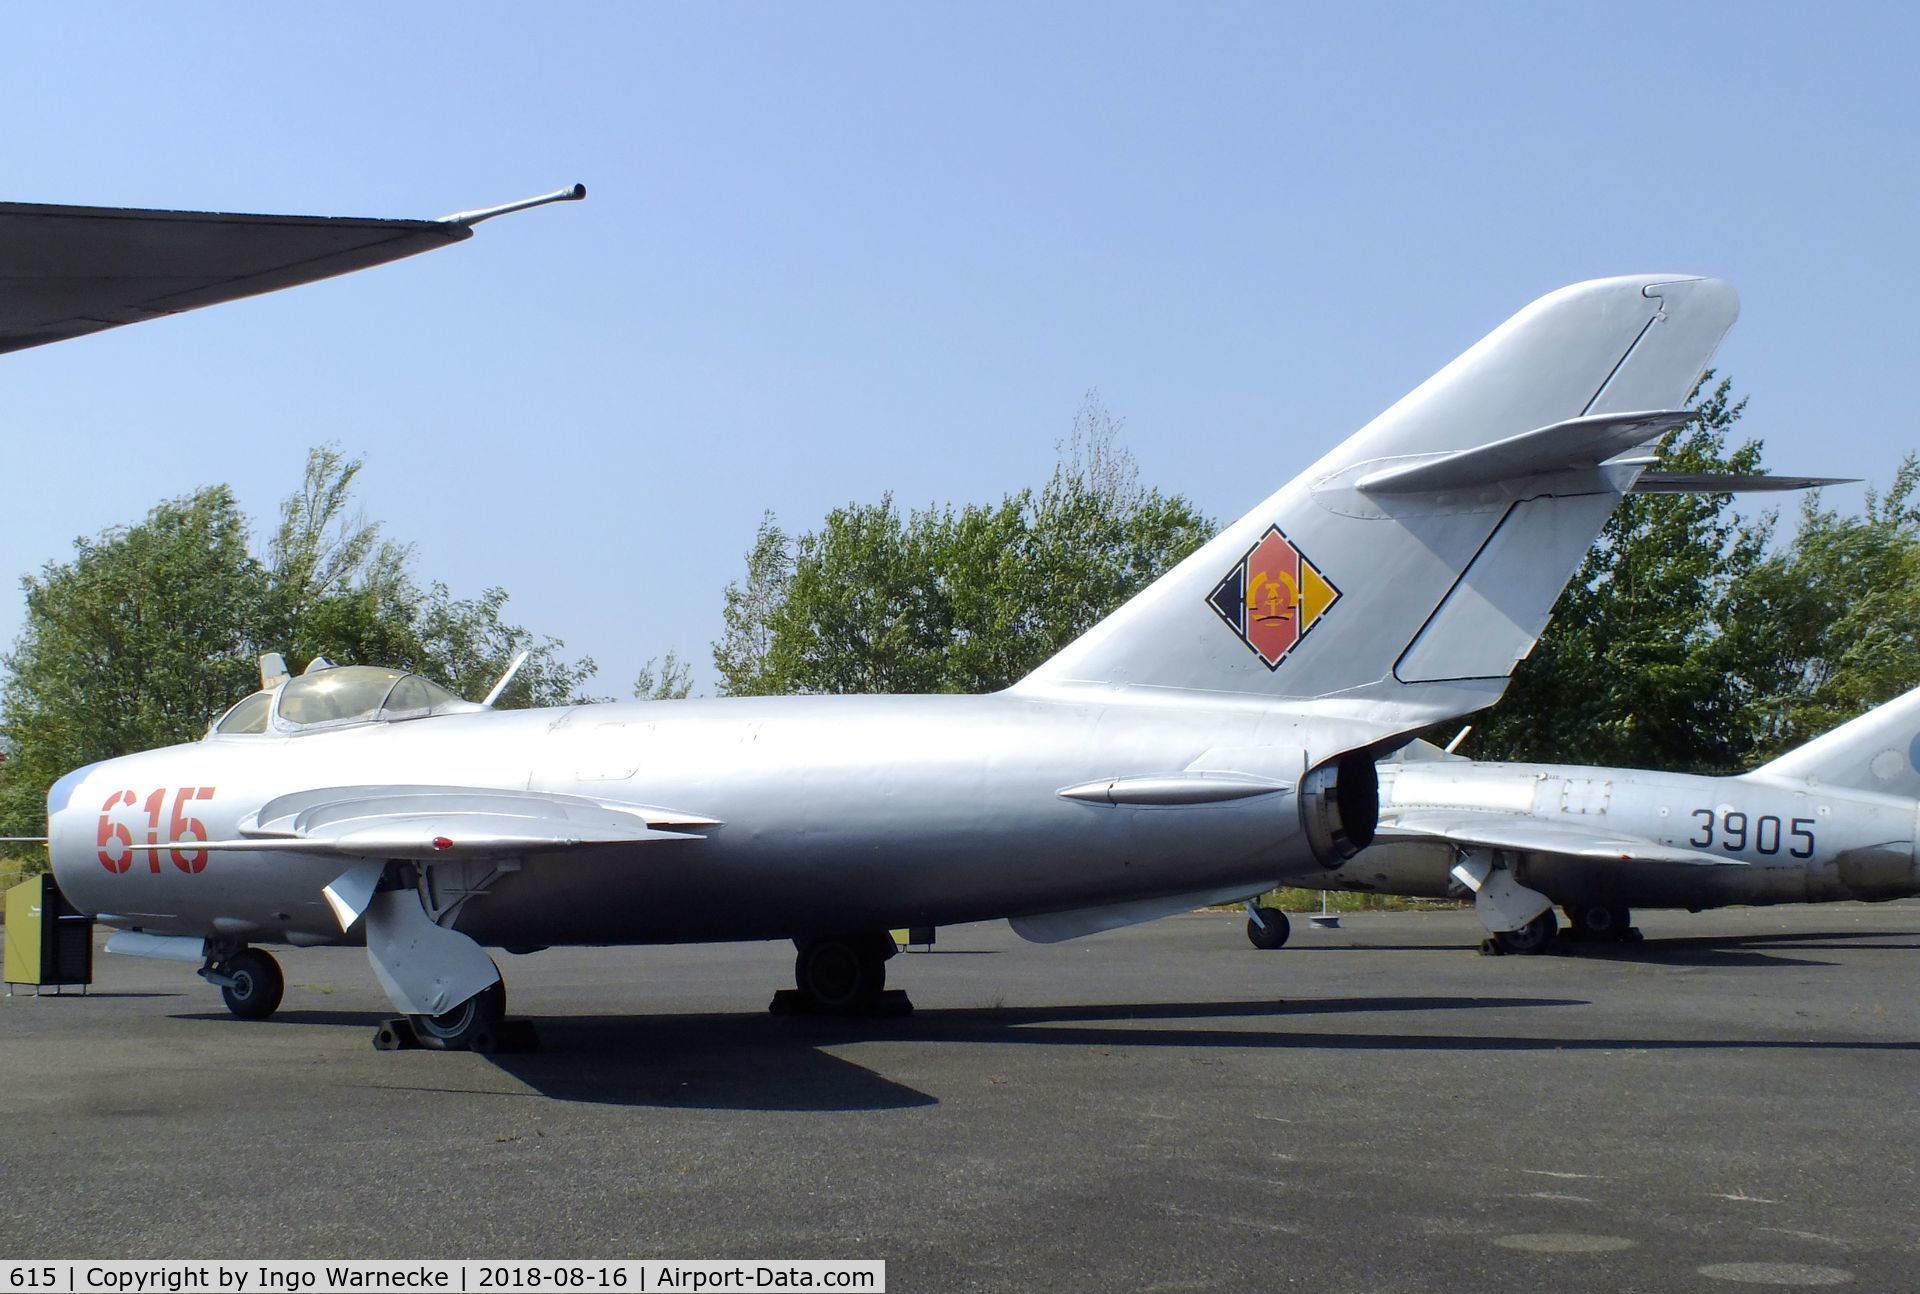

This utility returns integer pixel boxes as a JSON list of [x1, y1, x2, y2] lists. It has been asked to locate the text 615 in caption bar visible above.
[[3, 1263, 885, 1294]]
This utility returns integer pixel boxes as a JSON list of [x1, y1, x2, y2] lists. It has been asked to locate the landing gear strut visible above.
[[208, 947, 285, 1020]]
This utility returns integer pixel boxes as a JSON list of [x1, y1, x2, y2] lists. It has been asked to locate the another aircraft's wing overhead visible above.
[[1380, 810, 1746, 867], [0, 184, 583, 355], [129, 784, 717, 861]]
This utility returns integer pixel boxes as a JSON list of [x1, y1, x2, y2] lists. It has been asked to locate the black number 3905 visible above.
[[1688, 809, 1814, 858]]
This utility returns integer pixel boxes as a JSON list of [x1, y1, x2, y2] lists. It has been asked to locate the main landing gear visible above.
[[1565, 903, 1641, 944], [376, 978, 528, 1053], [204, 946, 285, 1020], [774, 932, 911, 1016], [1486, 908, 1557, 955], [409, 979, 508, 1049]]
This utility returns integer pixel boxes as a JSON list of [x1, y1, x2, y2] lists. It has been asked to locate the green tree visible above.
[[1738, 456, 1920, 756], [0, 447, 596, 855], [713, 392, 1214, 695], [713, 513, 793, 696], [409, 583, 598, 708], [634, 651, 694, 700], [261, 447, 595, 706], [263, 443, 417, 671], [1470, 376, 1776, 772], [0, 486, 266, 847]]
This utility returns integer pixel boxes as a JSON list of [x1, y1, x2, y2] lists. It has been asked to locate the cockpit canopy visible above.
[[212, 665, 483, 736]]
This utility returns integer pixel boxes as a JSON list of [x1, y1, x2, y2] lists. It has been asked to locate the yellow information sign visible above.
[[4, 876, 45, 986]]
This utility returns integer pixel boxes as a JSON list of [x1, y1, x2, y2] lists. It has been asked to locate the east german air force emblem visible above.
[[1206, 525, 1340, 669]]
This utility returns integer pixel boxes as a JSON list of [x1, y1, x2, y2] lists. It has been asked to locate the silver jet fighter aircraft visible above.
[[1274, 687, 1920, 953], [42, 269, 1757, 1049]]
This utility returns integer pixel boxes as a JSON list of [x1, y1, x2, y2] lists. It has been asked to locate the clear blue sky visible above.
[[2, 4, 1914, 697]]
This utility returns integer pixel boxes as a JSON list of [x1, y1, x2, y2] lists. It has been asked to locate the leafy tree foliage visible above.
[[1738, 456, 1920, 757], [410, 583, 597, 710], [713, 392, 1215, 695], [634, 650, 694, 700], [0, 488, 266, 845], [0, 447, 596, 852], [712, 513, 793, 697], [712, 375, 1920, 771]]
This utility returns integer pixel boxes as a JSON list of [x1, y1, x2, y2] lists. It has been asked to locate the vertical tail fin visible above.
[[1015, 275, 1739, 729], [1747, 686, 1920, 799]]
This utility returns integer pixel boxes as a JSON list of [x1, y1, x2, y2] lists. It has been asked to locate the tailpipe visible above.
[[1299, 751, 1379, 866]]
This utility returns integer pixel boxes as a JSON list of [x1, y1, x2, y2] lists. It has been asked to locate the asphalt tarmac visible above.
[[2, 904, 1916, 1291]]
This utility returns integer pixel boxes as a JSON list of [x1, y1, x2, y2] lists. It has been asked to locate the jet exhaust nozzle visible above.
[[1300, 751, 1379, 866]]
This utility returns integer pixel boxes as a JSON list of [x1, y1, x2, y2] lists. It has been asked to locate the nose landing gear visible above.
[[1245, 902, 1292, 950]]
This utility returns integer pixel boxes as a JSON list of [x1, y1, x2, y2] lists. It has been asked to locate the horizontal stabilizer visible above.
[[1630, 472, 1857, 494], [1355, 409, 1697, 494], [1380, 810, 1747, 867]]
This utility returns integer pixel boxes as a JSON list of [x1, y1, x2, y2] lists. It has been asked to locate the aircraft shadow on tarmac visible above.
[[1546, 927, 1920, 968], [1303, 928, 1920, 967], [171, 986, 1920, 1113], [475, 996, 1577, 1110]]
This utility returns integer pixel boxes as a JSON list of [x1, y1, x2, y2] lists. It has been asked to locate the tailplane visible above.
[[1747, 685, 1920, 800], [1015, 274, 1740, 730]]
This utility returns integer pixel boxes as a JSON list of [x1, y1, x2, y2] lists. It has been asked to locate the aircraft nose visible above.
[[44, 760, 106, 912]]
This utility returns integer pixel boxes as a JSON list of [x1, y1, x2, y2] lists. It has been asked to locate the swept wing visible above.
[[1379, 809, 1746, 867], [130, 784, 718, 861], [0, 184, 583, 355]]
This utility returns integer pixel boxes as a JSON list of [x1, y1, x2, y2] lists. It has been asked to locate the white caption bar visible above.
[[1, 1263, 884, 1294]]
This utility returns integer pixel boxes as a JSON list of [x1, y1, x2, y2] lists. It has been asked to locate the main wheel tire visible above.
[[795, 935, 888, 1012], [1247, 907, 1292, 950], [1569, 904, 1630, 941], [412, 980, 506, 1050], [1493, 909, 1558, 955], [220, 949, 285, 1020]]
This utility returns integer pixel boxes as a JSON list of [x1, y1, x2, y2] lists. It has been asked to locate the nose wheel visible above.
[[1245, 903, 1292, 950]]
